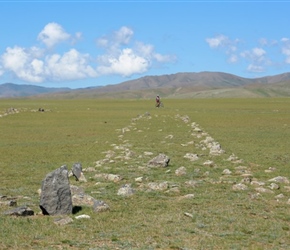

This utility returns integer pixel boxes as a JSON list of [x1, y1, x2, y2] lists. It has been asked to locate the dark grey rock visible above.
[[4, 205, 34, 216], [39, 165, 72, 215], [72, 162, 82, 181]]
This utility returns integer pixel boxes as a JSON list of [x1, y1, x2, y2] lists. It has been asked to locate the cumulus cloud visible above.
[[97, 48, 149, 77], [0, 23, 174, 84], [38, 22, 71, 48], [0, 46, 97, 82], [1, 46, 45, 82], [96, 26, 176, 77], [45, 49, 98, 81]]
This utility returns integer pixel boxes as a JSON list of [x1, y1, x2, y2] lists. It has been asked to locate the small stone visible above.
[[93, 200, 110, 212], [135, 177, 144, 182], [232, 183, 248, 191], [269, 183, 280, 190], [75, 214, 91, 219], [117, 184, 135, 196], [184, 212, 193, 218], [175, 166, 187, 176], [222, 169, 232, 175], [54, 216, 73, 225]]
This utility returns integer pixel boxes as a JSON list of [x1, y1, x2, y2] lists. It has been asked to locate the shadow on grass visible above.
[[72, 206, 82, 214]]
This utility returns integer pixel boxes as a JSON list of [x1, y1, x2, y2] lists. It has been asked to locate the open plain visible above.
[[0, 98, 290, 249]]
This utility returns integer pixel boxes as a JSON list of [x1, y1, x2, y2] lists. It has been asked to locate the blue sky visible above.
[[1, 1, 290, 89]]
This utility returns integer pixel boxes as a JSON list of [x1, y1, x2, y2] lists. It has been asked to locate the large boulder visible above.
[[39, 165, 73, 215]]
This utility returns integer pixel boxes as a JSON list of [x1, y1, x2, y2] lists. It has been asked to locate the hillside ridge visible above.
[[1, 71, 290, 98]]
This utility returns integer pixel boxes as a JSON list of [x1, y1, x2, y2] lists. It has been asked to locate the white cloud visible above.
[[240, 48, 266, 61], [96, 26, 175, 77], [45, 49, 98, 81], [97, 26, 134, 52], [97, 48, 149, 77], [240, 47, 268, 73], [37, 22, 71, 48], [1, 46, 45, 82], [206, 34, 229, 48], [1, 46, 97, 82], [206, 34, 280, 73], [0, 24, 175, 84], [252, 48, 266, 58], [115, 26, 134, 45], [206, 34, 239, 64], [247, 64, 264, 73]]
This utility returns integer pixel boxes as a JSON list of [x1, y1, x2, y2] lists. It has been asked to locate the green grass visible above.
[[0, 98, 290, 249]]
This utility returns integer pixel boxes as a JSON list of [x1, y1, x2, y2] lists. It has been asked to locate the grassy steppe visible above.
[[0, 98, 290, 250]]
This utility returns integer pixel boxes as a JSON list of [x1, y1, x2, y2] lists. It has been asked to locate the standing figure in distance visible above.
[[155, 95, 160, 107]]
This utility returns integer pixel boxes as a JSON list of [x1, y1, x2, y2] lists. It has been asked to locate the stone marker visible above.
[[39, 165, 73, 215]]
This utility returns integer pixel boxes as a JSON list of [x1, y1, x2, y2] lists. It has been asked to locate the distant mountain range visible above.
[[0, 83, 71, 98], [1, 71, 290, 99]]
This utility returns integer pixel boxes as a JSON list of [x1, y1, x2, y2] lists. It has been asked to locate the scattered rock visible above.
[[185, 180, 200, 188], [54, 216, 73, 226], [71, 162, 83, 181], [232, 183, 248, 191], [227, 154, 239, 162], [209, 142, 225, 156], [147, 182, 168, 191], [105, 174, 122, 182], [275, 193, 285, 199], [93, 200, 110, 212], [184, 212, 193, 218], [179, 194, 195, 199], [0, 200, 17, 207], [4, 205, 34, 216], [255, 187, 274, 194], [70, 185, 96, 207], [269, 183, 280, 190], [265, 167, 276, 173], [144, 151, 154, 156], [251, 180, 265, 186], [135, 176, 144, 182], [175, 166, 187, 176], [148, 154, 170, 168], [184, 153, 199, 162], [0, 196, 17, 207], [75, 214, 91, 219], [222, 169, 232, 175], [268, 176, 289, 184], [117, 184, 135, 196], [203, 160, 215, 167]]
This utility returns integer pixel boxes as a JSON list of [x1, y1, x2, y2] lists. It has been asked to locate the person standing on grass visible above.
[[156, 95, 160, 107]]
